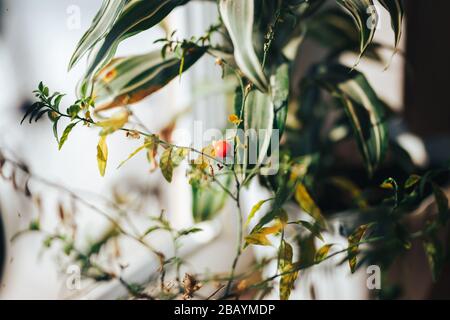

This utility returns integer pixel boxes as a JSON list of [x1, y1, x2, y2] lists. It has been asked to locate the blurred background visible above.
[[0, 0, 449, 299]]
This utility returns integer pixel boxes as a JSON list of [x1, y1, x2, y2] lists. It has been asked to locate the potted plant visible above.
[[8, 0, 450, 300]]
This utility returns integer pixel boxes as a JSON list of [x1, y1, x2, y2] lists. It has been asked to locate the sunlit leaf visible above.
[[245, 198, 272, 228], [347, 223, 371, 273], [97, 135, 108, 176], [93, 47, 206, 110], [159, 147, 187, 183], [97, 110, 129, 135], [295, 183, 326, 228], [58, 122, 78, 150], [378, 0, 404, 49], [279, 240, 298, 300], [219, 0, 269, 92], [336, 0, 378, 61], [69, 0, 127, 70], [245, 219, 284, 247], [315, 244, 334, 262], [83, 0, 190, 84]]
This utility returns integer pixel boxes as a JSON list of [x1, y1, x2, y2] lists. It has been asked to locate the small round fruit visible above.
[[214, 140, 231, 158]]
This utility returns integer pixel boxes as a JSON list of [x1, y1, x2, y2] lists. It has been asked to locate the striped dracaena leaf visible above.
[[378, 0, 404, 49], [68, 0, 127, 71], [318, 64, 388, 176], [92, 46, 206, 110], [336, 0, 378, 60], [219, 0, 269, 92], [83, 0, 190, 85]]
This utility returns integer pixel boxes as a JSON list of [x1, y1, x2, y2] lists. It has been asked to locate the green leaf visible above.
[[279, 240, 298, 300], [82, 0, 190, 84], [68, 0, 127, 70], [243, 90, 275, 178], [159, 147, 187, 183], [291, 220, 324, 242], [93, 46, 206, 110], [432, 183, 449, 225], [160, 147, 174, 183], [318, 64, 388, 175], [97, 135, 108, 177], [378, 0, 404, 49], [271, 63, 290, 137], [58, 122, 78, 150], [404, 174, 421, 189], [336, 0, 378, 60], [219, 0, 268, 92], [423, 236, 444, 282]]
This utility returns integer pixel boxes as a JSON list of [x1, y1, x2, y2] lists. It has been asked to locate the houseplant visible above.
[[7, 0, 449, 300]]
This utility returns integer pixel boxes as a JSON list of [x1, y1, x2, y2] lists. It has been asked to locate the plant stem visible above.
[[224, 183, 243, 297]]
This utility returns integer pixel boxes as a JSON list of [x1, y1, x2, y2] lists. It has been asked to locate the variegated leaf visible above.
[[219, 0, 269, 92], [93, 46, 206, 110], [83, 0, 190, 85], [69, 0, 127, 70], [378, 0, 404, 49], [336, 0, 378, 60]]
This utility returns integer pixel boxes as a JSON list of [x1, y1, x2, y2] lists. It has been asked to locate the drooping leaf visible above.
[[159, 147, 187, 183], [93, 46, 206, 110], [271, 63, 290, 137], [97, 135, 108, 176], [97, 110, 129, 135], [192, 174, 232, 222], [83, 0, 190, 84], [307, 7, 383, 62], [117, 138, 157, 169], [69, 0, 127, 70], [295, 183, 326, 228], [242, 90, 275, 177], [336, 0, 378, 60], [378, 0, 404, 49], [58, 122, 78, 150], [347, 223, 371, 273], [279, 240, 299, 300], [432, 183, 449, 225], [318, 64, 388, 175], [423, 236, 444, 282], [219, 0, 269, 92], [245, 198, 273, 228]]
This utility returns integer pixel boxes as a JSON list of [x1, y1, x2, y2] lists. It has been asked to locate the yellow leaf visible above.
[[244, 198, 272, 228], [97, 110, 129, 136], [348, 224, 371, 273], [244, 219, 284, 247], [279, 240, 298, 300], [97, 135, 108, 177], [330, 176, 367, 209], [295, 183, 326, 228], [315, 244, 334, 262], [228, 114, 242, 125], [194, 144, 215, 170]]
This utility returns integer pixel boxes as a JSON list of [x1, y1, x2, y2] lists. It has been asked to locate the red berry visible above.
[[214, 140, 231, 158]]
